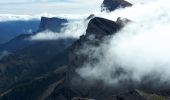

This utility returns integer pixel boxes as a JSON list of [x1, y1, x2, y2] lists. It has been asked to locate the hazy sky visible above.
[[0, 0, 103, 15]]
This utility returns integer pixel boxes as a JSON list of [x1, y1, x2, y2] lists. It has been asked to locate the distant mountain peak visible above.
[[38, 17, 68, 33], [101, 0, 132, 12], [86, 17, 126, 37]]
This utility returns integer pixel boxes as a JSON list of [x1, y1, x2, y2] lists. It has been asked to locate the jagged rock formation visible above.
[[101, 0, 132, 12], [38, 17, 68, 32]]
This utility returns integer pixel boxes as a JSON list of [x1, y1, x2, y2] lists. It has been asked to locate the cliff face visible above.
[[38, 17, 68, 32], [101, 0, 132, 12]]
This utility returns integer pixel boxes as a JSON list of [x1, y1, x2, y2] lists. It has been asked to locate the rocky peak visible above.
[[86, 17, 122, 37], [38, 17, 68, 32], [101, 0, 132, 12], [69, 17, 127, 66]]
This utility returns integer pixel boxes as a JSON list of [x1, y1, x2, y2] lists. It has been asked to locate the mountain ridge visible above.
[[0, 0, 170, 100]]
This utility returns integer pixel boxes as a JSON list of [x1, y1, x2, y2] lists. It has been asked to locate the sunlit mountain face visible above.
[[0, 0, 170, 100]]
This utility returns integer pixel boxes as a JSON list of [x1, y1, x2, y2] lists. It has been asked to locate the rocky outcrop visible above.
[[38, 17, 68, 32], [101, 0, 132, 12]]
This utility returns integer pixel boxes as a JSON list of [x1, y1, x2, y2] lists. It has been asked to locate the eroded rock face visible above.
[[101, 0, 132, 12], [38, 17, 68, 32]]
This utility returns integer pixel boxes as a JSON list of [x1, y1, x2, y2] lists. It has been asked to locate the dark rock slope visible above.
[[101, 0, 132, 12]]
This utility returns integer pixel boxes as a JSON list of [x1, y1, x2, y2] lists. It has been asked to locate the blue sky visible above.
[[0, 0, 103, 15]]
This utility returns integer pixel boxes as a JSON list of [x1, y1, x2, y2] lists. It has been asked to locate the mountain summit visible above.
[[101, 0, 132, 11], [38, 17, 68, 32]]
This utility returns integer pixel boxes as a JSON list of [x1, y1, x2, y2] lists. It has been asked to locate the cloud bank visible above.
[[76, 0, 170, 87]]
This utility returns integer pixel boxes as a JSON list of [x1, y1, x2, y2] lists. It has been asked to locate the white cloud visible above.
[[76, 0, 170, 87]]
